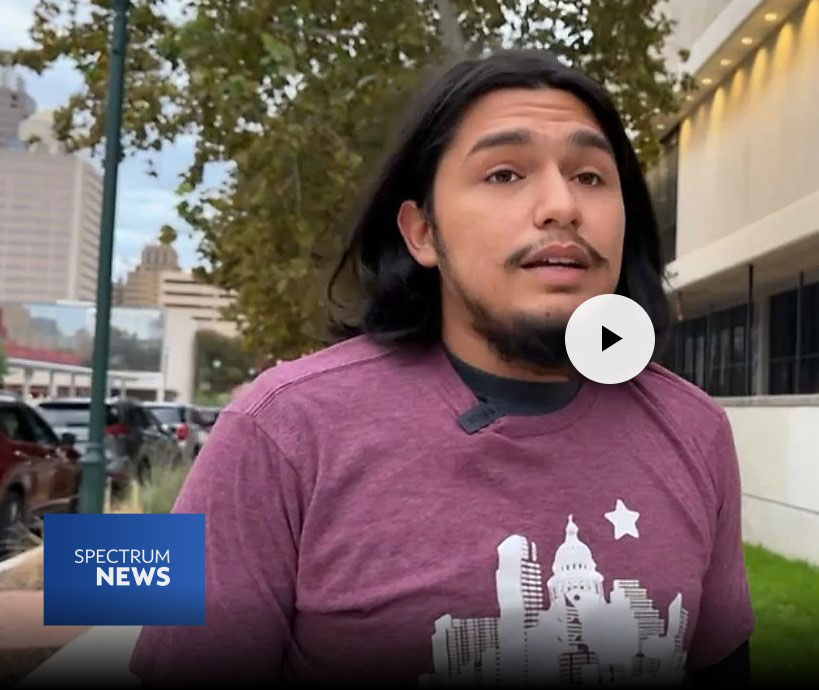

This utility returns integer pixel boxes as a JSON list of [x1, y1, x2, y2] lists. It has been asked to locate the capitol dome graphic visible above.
[[419, 514, 688, 687]]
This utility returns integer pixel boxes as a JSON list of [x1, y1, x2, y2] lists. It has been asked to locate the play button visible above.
[[601, 326, 622, 352], [565, 294, 655, 384]]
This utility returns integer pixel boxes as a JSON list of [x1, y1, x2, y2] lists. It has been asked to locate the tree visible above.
[[14, 0, 693, 359], [193, 330, 256, 398], [158, 223, 177, 246]]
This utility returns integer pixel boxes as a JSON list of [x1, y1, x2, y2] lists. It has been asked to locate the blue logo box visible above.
[[44, 513, 205, 626]]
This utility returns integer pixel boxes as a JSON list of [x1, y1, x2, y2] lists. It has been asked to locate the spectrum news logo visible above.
[[44, 513, 205, 625]]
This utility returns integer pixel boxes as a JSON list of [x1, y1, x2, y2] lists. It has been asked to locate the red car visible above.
[[0, 392, 80, 557]]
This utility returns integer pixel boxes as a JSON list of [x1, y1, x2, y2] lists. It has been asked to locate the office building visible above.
[[0, 69, 102, 302], [651, 0, 819, 564], [118, 243, 181, 306]]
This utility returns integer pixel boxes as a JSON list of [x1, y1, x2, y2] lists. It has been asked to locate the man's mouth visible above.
[[522, 258, 588, 269]]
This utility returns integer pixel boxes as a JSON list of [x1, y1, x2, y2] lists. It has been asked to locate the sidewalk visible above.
[[16, 625, 142, 688], [0, 591, 90, 686]]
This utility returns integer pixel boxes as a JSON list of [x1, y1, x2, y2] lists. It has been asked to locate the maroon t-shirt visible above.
[[129, 335, 755, 687]]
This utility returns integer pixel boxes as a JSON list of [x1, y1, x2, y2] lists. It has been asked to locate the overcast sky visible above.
[[1, 0, 205, 280]]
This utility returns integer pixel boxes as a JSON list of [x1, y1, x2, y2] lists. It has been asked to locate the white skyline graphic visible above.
[[418, 514, 688, 687]]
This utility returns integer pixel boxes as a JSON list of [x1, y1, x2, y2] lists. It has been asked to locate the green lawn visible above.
[[744, 543, 819, 686]]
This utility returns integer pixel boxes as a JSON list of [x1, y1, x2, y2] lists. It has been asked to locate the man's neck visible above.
[[441, 326, 571, 383]]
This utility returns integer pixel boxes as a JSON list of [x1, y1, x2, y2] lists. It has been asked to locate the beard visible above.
[[430, 228, 582, 380], [458, 286, 583, 380]]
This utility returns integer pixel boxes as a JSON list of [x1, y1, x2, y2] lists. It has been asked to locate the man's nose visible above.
[[532, 165, 583, 231]]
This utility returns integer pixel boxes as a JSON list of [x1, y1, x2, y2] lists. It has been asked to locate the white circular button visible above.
[[565, 294, 655, 384]]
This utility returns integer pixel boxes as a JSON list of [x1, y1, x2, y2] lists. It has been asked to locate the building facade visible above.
[[117, 243, 181, 307], [0, 67, 35, 148], [0, 70, 102, 303], [654, 0, 819, 564], [159, 269, 237, 337]]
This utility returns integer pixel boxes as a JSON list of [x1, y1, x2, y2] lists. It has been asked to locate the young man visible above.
[[131, 50, 754, 687]]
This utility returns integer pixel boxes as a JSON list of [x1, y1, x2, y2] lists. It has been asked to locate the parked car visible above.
[[0, 391, 80, 556], [144, 403, 212, 463], [37, 398, 182, 495]]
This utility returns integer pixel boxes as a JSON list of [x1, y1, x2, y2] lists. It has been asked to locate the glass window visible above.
[[38, 402, 119, 427], [146, 406, 184, 424], [0, 405, 32, 442], [22, 407, 59, 446], [667, 303, 750, 396], [769, 281, 819, 394]]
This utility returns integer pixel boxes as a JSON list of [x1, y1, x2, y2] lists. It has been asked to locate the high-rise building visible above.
[[119, 243, 181, 306], [0, 69, 102, 302], [0, 67, 34, 148], [159, 268, 237, 337]]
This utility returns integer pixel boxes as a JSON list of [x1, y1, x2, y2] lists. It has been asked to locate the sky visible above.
[[0, 0, 206, 280]]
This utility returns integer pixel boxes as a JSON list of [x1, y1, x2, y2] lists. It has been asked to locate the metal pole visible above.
[[79, 0, 130, 514], [745, 264, 754, 396], [795, 271, 804, 394]]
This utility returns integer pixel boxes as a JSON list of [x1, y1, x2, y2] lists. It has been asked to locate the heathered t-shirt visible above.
[[129, 335, 755, 687]]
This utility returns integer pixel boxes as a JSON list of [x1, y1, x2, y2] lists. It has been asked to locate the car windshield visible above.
[[38, 403, 119, 427], [147, 407, 183, 424]]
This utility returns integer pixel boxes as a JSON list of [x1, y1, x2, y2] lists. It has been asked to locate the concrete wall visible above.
[[676, 0, 819, 257], [721, 402, 819, 565], [663, 0, 736, 72]]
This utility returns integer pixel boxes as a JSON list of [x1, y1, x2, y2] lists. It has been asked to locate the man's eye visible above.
[[576, 171, 603, 186], [486, 169, 522, 184]]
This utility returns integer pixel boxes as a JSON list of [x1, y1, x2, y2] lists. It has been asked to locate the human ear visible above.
[[396, 200, 438, 268]]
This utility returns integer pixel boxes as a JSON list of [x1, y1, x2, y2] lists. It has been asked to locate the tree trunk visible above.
[[435, 0, 467, 58]]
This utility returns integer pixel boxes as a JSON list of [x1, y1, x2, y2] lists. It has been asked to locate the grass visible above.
[[114, 461, 190, 515], [744, 543, 819, 685]]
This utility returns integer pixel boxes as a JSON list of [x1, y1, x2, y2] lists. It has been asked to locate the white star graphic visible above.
[[605, 499, 640, 540]]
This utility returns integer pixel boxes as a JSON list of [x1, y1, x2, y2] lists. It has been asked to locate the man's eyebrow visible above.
[[466, 129, 532, 157], [465, 127, 615, 160], [569, 129, 615, 159]]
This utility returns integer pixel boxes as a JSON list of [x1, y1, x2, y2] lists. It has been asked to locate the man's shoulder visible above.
[[630, 362, 727, 436], [225, 335, 406, 416]]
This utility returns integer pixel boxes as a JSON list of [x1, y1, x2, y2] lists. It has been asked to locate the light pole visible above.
[[79, 0, 131, 514]]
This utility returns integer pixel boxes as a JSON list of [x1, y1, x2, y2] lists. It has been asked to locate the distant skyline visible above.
[[1, 0, 215, 280]]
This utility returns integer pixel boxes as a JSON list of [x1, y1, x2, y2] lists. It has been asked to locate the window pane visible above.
[[769, 290, 797, 359], [732, 325, 745, 362], [769, 359, 795, 395], [799, 355, 819, 394], [801, 283, 819, 357], [695, 334, 706, 388], [729, 364, 746, 395]]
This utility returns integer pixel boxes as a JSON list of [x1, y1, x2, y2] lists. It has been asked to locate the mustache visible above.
[[504, 234, 606, 271]]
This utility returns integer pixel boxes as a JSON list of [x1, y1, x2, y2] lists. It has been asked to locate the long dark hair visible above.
[[327, 49, 671, 356]]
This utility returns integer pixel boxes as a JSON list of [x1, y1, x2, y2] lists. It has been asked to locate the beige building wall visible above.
[[663, 0, 735, 73], [120, 244, 180, 306], [0, 150, 102, 302], [663, 0, 819, 310], [663, 0, 819, 565], [676, 0, 819, 257], [723, 402, 819, 565], [159, 270, 238, 338]]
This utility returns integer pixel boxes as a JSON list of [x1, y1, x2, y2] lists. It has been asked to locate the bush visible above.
[[113, 462, 190, 515]]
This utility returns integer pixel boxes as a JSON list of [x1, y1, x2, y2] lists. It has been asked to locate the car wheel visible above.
[[0, 491, 26, 558], [137, 458, 152, 486]]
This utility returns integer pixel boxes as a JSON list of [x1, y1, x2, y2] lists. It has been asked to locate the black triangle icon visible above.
[[602, 325, 622, 352]]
